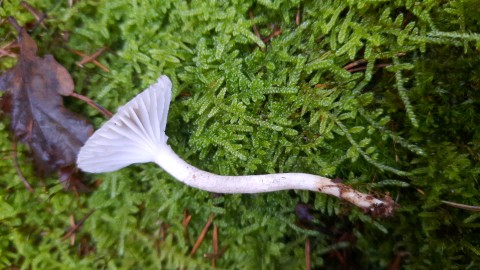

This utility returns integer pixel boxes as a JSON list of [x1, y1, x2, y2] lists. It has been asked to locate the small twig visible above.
[[182, 209, 192, 241], [154, 222, 169, 257], [70, 48, 110, 72], [20, 1, 47, 29], [12, 139, 34, 193], [296, 6, 302, 26], [343, 59, 368, 71], [393, 141, 399, 162], [70, 92, 113, 118], [68, 215, 76, 245], [182, 209, 192, 228], [0, 49, 17, 58], [375, 63, 391, 69], [346, 66, 368, 73], [0, 40, 16, 48], [62, 209, 95, 241], [160, 223, 169, 242], [212, 224, 218, 268], [441, 200, 480, 212], [248, 10, 262, 41], [8, 17, 22, 32], [344, 57, 392, 73], [204, 246, 227, 260], [347, 63, 391, 73], [305, 238, 311, 270], [248, 9, 282, 43], [190, 214, 214, 256], [77, 47, 107, 66], [0, 40, 18, 59], [262, 26, 282, 43]]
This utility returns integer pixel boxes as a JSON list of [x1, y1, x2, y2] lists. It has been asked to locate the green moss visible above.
[[1, 0, 480, 268]]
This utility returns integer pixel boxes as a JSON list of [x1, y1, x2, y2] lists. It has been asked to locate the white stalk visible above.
[[155, 145, 390, 211], [77, 75, 396, 217]]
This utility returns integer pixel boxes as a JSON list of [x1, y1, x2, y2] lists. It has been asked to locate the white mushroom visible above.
[[77, 75, 396, 217]]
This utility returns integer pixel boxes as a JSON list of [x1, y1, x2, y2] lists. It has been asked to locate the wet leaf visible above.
[[0, 26, 93, 178]]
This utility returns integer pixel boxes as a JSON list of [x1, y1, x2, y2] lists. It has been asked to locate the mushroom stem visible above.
[[154, 144, 395, 216], [77, 75, 396, 217]]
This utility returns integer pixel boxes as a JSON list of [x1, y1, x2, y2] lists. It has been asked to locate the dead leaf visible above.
[[0, 22, 93, 179]]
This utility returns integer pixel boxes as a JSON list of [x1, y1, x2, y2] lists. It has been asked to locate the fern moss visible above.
[[1, 0, 480, 268]]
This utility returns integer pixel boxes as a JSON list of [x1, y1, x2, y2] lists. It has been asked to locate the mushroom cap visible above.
[[77, 75, 172, 173]]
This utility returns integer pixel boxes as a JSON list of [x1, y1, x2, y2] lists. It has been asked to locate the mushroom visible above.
[[77, 75, 396, 217]]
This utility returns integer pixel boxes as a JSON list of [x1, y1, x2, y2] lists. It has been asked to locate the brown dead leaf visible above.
[[0, 22, 93, 181]]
